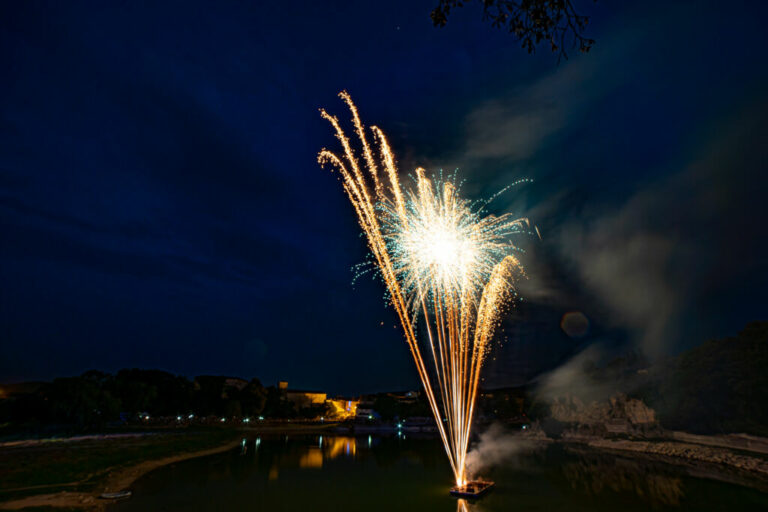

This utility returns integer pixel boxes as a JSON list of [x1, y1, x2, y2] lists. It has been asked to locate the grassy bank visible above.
[[0, 428, 239, 505]]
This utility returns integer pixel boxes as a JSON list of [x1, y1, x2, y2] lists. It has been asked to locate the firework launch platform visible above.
[[449, 480, 495, 499]]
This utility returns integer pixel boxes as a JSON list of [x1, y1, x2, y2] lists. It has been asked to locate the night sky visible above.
[[1, 1, 767, 394]]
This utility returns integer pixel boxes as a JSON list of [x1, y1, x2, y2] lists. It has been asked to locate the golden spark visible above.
[[318, 92, 531, 486]]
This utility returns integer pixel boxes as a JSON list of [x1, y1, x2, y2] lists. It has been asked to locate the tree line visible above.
[[0, 369, 325, 430], [3, 321, 765, 435]]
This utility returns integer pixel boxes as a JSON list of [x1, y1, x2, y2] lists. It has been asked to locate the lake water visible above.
[[112, 433, 768, 511]]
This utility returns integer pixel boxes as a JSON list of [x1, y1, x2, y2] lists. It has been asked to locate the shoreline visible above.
[[544, 432, 768, 491], [0, 437, 242, 511], [583, 438, 768, 477], [2, 428, 768, 509], [584, 439, 768, 481], [0, 424, 340, 511]]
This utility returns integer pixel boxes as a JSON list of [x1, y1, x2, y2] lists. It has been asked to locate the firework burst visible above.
[[318, 92, 532, 486]]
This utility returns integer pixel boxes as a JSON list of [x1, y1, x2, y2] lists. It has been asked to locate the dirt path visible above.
[[0, 438, 241, 511]]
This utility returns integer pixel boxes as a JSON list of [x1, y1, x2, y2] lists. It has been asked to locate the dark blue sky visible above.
[[1, 1, 766, 394]]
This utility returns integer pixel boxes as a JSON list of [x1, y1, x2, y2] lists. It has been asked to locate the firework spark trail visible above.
[[319, 92, 530, 486]]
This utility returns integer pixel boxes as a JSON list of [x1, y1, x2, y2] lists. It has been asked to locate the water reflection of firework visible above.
[[318, 92, 531, 485]]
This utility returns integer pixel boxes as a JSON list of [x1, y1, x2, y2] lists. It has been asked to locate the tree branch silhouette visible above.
[[432, 0, 596, 62]]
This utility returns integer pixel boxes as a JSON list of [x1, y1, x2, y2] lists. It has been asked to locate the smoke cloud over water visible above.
[[465, 423, 535, 479]]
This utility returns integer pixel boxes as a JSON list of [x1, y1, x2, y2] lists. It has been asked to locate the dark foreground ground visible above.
[[0, 427, 263, 511], [0, 422, 349, 511]]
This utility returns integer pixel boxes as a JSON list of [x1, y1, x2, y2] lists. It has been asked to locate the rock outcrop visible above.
[[550, 393, 657, 436]]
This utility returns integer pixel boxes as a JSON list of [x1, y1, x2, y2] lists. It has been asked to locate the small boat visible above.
[[99, 490, 132, 500], [449, 480, 495, 499]]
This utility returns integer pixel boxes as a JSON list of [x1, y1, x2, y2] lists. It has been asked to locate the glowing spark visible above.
[[319, 92, 530, 486]]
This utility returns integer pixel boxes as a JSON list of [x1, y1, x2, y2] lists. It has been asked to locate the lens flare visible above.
[[318, 92, 532, 486]]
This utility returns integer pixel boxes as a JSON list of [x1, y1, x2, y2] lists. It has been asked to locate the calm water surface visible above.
[[112, 434, 768, 511]]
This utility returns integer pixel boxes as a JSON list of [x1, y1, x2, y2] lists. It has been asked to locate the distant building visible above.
[[328, 397, 359, 418], [286, 389, 327, 409], [276, 381, 362, 418], [355, 406, 378, 421], [355, 398, 379, 421], [387, 390, 419, 404], [278, 381, 326, 409]]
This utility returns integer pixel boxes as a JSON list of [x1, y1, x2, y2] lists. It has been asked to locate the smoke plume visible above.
[[465, 423, 534, 479]]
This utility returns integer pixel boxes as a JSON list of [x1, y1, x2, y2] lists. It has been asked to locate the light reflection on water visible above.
[[269, 435, 358, 473], [456, 499, 476, 512], [112, 434, 768, 512]]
